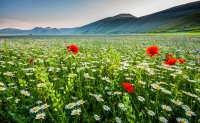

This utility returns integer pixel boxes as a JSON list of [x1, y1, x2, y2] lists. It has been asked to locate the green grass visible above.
[[0, 35, 200, 123]]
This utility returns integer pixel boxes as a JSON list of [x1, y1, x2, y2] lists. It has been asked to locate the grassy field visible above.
[[0, 35, 200, 123]]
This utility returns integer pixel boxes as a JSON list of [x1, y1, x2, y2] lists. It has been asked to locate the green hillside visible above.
[[150, 11, 200, 33], [73, 14, 136, 34]]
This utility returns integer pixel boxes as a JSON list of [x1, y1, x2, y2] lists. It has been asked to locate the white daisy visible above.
[[37, 83, 46, 88], [76, 100, 86, 105], [30, 106, 41, 113], [115, 117, 122, 123], [94, 114, 101, 121], [137, 96, 145, 102], [35, 112, 46, 119], [159, 116, 168, 123], [161, 105, 172, 111], [147, 110, 155, 116], [107, 91, 113, 95], [36, 100, 42, 104], [96, 97, 104, 102], [161, 89, 172, 95], [181, 105, 190, 111], [102, 105, 110, 111], [15, 98, 20, 103], [170, 99, 183, 106], [20, 90, 30, 96], [185, 110, 195, 116], [118, 103, 125, 108], [65, 102, 76, 109], [0, 86, 6, 91], [71, 108, 81, 115], [176, 118, 189, 123], [114, 91, 122, 95], [0, 82, 4, 86], [41, 103, 50, 109]]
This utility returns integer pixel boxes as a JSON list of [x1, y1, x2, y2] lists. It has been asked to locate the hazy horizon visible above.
[[0, 0, 199, 30]]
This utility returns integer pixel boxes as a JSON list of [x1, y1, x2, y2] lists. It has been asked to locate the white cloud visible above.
[[0, 18, 33, 29]]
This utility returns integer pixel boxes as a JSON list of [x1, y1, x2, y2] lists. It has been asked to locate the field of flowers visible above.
[[0, 35, 200, 123]]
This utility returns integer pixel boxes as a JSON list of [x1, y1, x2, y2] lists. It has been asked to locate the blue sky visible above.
[[0, 0, 198, 29]]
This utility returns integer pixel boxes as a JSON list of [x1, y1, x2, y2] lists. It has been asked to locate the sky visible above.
[[0, 0, 198, 29]]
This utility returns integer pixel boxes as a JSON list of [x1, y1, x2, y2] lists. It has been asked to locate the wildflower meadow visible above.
[[0, 35, 200, 123]]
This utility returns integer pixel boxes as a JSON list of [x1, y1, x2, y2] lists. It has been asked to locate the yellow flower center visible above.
[[73, 110, 79, 115], [116, 119, 120, 121], [164, 90, 168, 93], [104, 106, 108, 109], [149, 112, 153, 114], [43, 104, 48, 108], [40, 83, 44, 87], [161, 118, 165, 122], [186, 92, 190, 96], [22, 92, 27, 95], [38, 114, 43, 119], [79, 100, 83, 104], [0, 87, 2, 90], [180, 119, 186, 123], [95, 116, 99, 119], [164, 107, 169, 110], [68, 103, 74, 107], [174, 102, 179, 105], [115, 91, 120, 94], [188, 111, 192, 114], [155, 85, 161, 89], [33, 107, 39, 111]]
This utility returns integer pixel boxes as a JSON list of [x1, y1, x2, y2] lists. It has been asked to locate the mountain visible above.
[[0, 27, 78, 34], [0, 28, 31, 34], [0, 1, 200, 34], [73, 14, 137, 34], [73, 1, 200, 34], [59, 27, 79, 34]]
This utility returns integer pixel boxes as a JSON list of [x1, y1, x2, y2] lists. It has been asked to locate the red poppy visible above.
[[146, 46, 159, 58], [67, 44, 79, 55], [123, 82, 134, 93], [164, 58, 177, 66], [179, 58, 185, 64], [29, 59, 34, 63], [167, 53, 172, 58]]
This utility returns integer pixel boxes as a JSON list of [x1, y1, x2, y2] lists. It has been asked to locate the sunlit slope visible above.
[[150, 11, 200, 33]]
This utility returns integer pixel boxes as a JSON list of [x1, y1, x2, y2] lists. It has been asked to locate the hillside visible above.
[[73, 14, 137, 34], [150, 11, 200, 33]]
